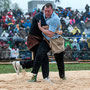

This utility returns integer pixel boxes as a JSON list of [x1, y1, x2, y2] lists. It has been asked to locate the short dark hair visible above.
[[45, 3, 53, 9], [42, 5, 45, 11]]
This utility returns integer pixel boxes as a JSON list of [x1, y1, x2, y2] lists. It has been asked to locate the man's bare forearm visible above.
[[40, 27, 54, 37]]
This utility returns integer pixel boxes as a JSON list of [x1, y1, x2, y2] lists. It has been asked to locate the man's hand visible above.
[[56, 31, 63, 35]]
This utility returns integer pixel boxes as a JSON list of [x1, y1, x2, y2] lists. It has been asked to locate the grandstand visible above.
[[0, 3, 90, 62]]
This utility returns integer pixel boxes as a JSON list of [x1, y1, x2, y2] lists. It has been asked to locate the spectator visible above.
[[71, 38, 80, 51], [68, 24, 74, 33], [69, 17, 75, 25], [87, 38, 90, 50], [71, 26, 81, 36], [79, 38, 88, 50], [24, 19, 31, 28], [9, 46, 19, 59], [64, 38, 72, 49], [82, 32, 87, 39], [79, 38, 89, 60], [1, 31, 9, 37]]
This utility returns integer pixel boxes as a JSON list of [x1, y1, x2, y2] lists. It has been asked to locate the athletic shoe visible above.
[[60, 77, 66, 80], [59, 74, 66, 80], [44, 77, 51, 82], [28, 74, 37, 82], [12, 61, 22, 75]]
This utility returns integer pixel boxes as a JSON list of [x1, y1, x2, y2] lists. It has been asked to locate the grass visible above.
[[0, 63, 90, 74]]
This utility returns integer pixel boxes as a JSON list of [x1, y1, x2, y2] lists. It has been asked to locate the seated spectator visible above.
[[1, 44, 10, 60], [71, 26, 81, 36], [84, 27, 90, 36], [18, 27, 26, 38], [71, 45, 79, 61], [71, 38, 80, 51], [24, 19, 31, 28], [80, 45, 88, 60], [79, 38, 89, 60], [87, 38, 90, 50], [60, 17, 67, 31], [8, 38, 13, 48], [1, 31, 9, 37], [79, 20, 85, 33], [71, 39, 80, 61], [69, 17, 75, 25], [64, 45, 72, 61], [25, 26, 30, 35], [79, 38, 88, 50], [18, 43, 26, 58], [20, 20, 25, 28], [64, 38, 72, 49], [64, 16, 70, 25], [68, 24, 74, 33], [85, 17, 89, 22], [13, 33, 19, 38], [14, 24, 19, 33], [82, 32, 87, 39], [9, 46, 19, 59]]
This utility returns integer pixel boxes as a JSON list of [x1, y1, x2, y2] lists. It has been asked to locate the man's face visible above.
[[44, 6, 53, 18]]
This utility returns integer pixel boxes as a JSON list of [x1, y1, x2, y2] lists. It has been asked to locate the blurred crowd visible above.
[[0, 9, 32, 60], [0, 4, 90, 61]]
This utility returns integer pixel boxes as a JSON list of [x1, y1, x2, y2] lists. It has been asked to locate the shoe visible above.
[[28, 74, 37, 82], [44, 77, 51, 82], [59, 73, 66, 80], [60, 77, 66, 80], [12, 61, 22, 75]]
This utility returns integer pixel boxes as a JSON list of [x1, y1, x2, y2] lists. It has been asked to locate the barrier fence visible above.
[[0, 49, 90, 62]]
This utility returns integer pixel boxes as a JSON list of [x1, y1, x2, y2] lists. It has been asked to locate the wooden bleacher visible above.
[[78, 60, 90, 63], [0, 56, 90, 64]]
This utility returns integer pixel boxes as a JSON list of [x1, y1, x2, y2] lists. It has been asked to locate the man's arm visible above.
[[38, 20, 54, 37], [38, 20, 63, 37], [42, 26, 49, 29]]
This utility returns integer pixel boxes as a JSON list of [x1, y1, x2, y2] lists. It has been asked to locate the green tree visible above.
[[0, 0, 11, 11], [11, 3, 20, 10]]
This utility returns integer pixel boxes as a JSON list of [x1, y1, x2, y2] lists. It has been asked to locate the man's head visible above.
[[44, 3, 53, 18]]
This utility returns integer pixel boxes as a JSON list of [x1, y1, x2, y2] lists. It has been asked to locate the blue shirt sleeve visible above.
[[48, 18, 60, 32]]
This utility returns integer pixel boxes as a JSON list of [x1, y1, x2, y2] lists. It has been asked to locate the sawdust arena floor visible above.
[[0, 70, 90, 90]]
